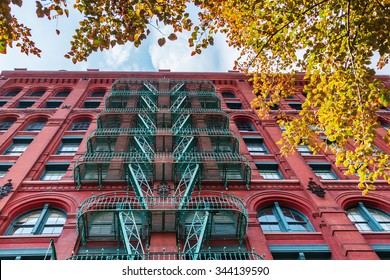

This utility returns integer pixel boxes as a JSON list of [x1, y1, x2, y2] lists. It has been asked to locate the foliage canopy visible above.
[[1, 0, 390, 193]]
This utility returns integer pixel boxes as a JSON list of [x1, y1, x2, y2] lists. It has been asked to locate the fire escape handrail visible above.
[[67, 251, 263, 260], [77, 194, 248, 223]]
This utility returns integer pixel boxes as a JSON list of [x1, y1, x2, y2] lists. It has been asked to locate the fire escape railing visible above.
[[73, 79, 253, 260]]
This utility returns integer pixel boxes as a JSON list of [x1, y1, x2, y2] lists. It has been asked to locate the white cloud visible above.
[[148, 26, 239, 72], [104, 44, 134, 69]]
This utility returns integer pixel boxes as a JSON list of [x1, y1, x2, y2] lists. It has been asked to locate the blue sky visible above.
[[0, 1, 239, 72], [0, 1, 389, 76]]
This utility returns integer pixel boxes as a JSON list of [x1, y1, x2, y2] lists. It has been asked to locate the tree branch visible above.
[[249, 0, 330, 67]]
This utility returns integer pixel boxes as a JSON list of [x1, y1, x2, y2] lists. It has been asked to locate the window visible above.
[[269, 244, 331, 260], [71, 120, 91, 131], [83, 163, 109, 180], [40, 163, 69, 181], [219, 165, 243, 180], [381, 122, 389, 130], [0, 163, 13, 178], [54, 90, 70, 97], [256, 163, 283, 179], [88, 211, 142, 237], [90, 91, 106, 97], [56, 138, 82, 155], [226, 102, 243, 109], [44, 100, 63, 108], [309, 163, 338, 180], [211, 137, 233, 152], [235, 121, 256, 131], [16, 101, 35, 108], [221, 92, 236, 98], [83, 101, 101, 108], [25, 120, 46, 131], [89, 212, 115, 236], [29, 90, 45, 97], [371, 244, 390, 260], [6, 204, 66, 236], [200, 100, 218, 109], [4, 90, 20, 97], [0, 100, 7, 107], [297, 145, 312, 155], [288, 103, 302, 110], [347, 202, 390, 232], [0, 120, 14, 131], [0, 248, 53, 260], [3, 138, 33, 156], [258, 202, 314, 232], [270, 104, 279, 110], [243, 136, 268, 155]]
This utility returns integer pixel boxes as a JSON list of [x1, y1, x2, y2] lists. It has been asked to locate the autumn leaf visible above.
[[1, 0, 389, 193], [168, 33, 178, 41], [158, 37, 166, 47], [0, 42, 7, 54]]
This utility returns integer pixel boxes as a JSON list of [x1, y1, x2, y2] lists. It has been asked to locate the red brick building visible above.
[[0, 69, 389, 260]]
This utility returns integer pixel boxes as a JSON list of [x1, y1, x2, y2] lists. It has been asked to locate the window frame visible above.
[[71, 120, 91, 131], [297, 145, 313, 155], [90, 91, 106, 98], [3, 137, 34, 156], [288, 102, 302, 110], [269, 244, 331, 260], [0, 248, 53, 260], [40, 163, 70, 181], [4, 89, 21, 97], [309, 163, 338, 180], [0, 120, 14, 131], [257, 202, 314, 232], [221, 92, 237, 99], [56, 137, 82, 155], [0, 163, 13, 178], [226, 102, 243, 110], [83, 100, 101, 109], [235, 121, 256, 132], [347, 202, 390, 232], [243, 136, 269, 155], [16, 100, 35, 108], [5, 204, 66, 236], [25, 120, 46, 132], [29, 90, 46, 97], [255, 162, 283, 180], [54, 90, 70, 98], [44, 100, 63, 108]]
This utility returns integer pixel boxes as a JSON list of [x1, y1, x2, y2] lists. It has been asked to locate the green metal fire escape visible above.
[[72, 79, 258, 260]]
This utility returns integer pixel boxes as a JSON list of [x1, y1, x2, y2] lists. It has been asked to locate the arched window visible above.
[[235, 120, 256, 132], [4, 89, 21, 97], [71, 119, 91, 131], [347, 202, 390, 232], [24, 119, 47, 131], [258, 202, 314, 232], [221, 92, 237, 98], [6, 204, 66, 236], [90, 90, 106, 98], [29, 90, 46, 97], [0, 118, 15, 131], [54, 90, 71, 97]]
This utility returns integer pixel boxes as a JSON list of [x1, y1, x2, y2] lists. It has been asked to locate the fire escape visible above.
[[70, 79, 261, 260]]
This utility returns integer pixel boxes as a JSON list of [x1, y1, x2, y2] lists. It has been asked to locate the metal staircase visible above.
[[72, 79, 255, 260]]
